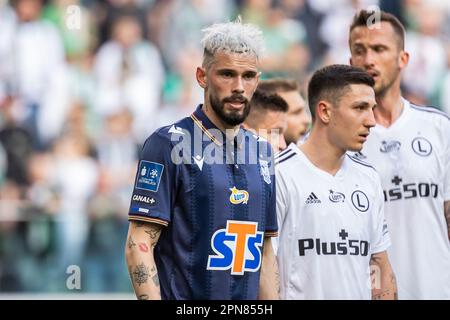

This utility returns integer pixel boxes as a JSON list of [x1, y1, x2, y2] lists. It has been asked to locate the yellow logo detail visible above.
[[229, 187, 249, 204]]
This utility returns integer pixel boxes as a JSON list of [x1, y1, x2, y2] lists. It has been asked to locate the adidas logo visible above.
[[305, 192, 321, 204]]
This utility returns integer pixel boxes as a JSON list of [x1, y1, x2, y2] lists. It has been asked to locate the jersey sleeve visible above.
[[275, 166, 289, 235], [370, 175, 391, 254], [273, 166, 290, 255], [128, 131, 178, 226], [443, 119, 450, 202]]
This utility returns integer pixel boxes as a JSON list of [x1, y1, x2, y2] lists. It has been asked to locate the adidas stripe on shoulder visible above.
[[346, 154, 376, 171], [275, 148, 297, 164], [410, 104, 450, 121], [275, 148, 293, 159]]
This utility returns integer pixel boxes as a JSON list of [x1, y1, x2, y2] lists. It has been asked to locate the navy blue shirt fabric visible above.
[[128, 105, 277, 300]]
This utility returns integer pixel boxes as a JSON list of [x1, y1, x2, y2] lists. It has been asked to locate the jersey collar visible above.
[[191, 104, 246, 149], [373, 97, 412, 133]]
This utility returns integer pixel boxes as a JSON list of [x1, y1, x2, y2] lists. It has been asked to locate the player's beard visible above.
[[373, 71, 398, 98], [209, 92, 250, 126]]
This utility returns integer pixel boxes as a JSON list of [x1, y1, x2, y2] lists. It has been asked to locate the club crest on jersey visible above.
[[380, 140, 401, 153], [207, 221, 264, 275], [259, 159, 271, 184], [351, 190, 370, 212], [329, 190, 345, 203], [229, 187, 249, 204], [411, 137, 432, 157]]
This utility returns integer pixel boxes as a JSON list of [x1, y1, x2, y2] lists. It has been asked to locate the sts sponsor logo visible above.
[[207, 221, 264, 275]]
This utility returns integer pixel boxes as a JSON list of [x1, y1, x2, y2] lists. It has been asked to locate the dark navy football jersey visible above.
[[128, 105, 278, 300]]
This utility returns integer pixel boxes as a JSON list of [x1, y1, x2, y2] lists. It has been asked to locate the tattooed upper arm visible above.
[[445, 201, 450, 241], [129, 220, 163, 249]]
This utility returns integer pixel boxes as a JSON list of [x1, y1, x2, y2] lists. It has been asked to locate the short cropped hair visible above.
[[246, 89, 288, 129], [201, 17, 264, 70], [256, 78, 299, 94], [250, 89, 289, 113], [349, 9, 406, 50], [307, 64, 374, 121]]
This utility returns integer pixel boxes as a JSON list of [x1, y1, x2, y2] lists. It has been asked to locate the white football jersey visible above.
[[275, 144, 391, 300], [353, 99, 450, 299]]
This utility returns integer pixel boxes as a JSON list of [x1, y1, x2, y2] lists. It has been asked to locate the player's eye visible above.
[[353, 47, 364, 55], [243, 72, 257, 80]]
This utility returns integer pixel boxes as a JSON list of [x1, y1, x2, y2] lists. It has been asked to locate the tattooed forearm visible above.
[[126, 221, 163, 299], [132, 263, 149, 286], [373, 289, 393, 300], [370, 255, 382, 265], [445, 201, 450, 241], [370, 251, 397, 300]]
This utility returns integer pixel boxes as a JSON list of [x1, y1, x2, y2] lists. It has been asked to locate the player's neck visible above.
[[300, 130, 345, 176], [374, 86, 404, 128]]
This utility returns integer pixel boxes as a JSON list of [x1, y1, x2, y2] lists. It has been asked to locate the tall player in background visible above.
[[349, 10, 450, 299], [275, 64, 396, 300]]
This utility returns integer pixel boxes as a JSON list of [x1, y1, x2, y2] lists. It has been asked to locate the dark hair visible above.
[[256, 79, 299, 94], [250, 89, 289, 113], [349, 9, 405, 50], [307, 64, 374, 121]]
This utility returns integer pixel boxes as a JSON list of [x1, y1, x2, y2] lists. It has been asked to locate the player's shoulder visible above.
[[241, 128, 270, 146], [345, 153, 378, 178], [275, 144, 299, 168], [241, 129, 277, 158], [145, 117, 193, 146], [409, 101, 450, 124]]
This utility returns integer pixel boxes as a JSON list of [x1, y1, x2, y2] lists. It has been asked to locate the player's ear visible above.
[[316, 101, 331, 124], [398, 50, 409, 70], [196, 67, 207, 88]]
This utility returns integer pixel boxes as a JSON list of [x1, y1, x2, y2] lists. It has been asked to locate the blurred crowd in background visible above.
[[0, 0, 449, 293]]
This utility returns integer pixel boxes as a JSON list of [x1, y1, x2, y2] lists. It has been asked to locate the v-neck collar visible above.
[[373, 98, 411, 134], [294, 144, 347, 180]]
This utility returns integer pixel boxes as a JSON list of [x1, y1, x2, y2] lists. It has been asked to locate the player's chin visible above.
[[348, 143, 363, 152]]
